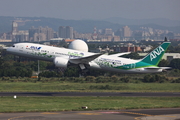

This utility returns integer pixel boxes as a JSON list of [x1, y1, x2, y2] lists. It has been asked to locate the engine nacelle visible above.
[[54, 57, 69, 68]]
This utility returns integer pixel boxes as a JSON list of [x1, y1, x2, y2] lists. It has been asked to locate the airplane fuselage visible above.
[[7, 43, 166, 74]]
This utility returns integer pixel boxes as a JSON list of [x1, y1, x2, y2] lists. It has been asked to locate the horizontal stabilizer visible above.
[[144, 67, 171, 70], [160, 67, 172, 70]]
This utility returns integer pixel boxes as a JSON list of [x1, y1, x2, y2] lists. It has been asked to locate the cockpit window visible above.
[[12, 45, 15, 47]]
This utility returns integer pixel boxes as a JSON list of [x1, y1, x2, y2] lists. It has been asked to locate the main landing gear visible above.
[[79, 64, 89, 77]]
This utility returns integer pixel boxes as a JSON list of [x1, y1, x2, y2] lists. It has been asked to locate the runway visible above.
[[0, 108, 180, 120], [0, 92, 180, 97], [1, 92, 179, 119]]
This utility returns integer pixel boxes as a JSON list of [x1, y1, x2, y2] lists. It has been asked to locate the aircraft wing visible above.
[[69, 53, 102, 64], [109, 52, 131, 57]]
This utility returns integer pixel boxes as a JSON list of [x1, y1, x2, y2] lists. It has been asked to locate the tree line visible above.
[[1, 50, 180, 83]]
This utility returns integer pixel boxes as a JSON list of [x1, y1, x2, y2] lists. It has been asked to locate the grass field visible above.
[[0, 81, 179, 113], [0, 96, 180, 113], [0, 82, 180, 92]]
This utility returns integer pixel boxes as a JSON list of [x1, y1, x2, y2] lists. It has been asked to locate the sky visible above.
[[0, 0, 180, 20]]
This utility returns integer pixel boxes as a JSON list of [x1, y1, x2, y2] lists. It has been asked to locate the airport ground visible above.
[[0, 108, 180, 120], [0, 82, 180, 92], [0, 82, 180, 120], [0, 93, 180, 120]]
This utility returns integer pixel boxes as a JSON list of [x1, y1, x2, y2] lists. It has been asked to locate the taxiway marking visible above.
[[41, 112, 60, 114], [77, 113, 101, 115], [8, 116, 25, 120]]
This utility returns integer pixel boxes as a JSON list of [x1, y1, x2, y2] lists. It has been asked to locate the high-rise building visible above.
[[29, 26, 38, 41], [66, 26, 73, 39], [103, 28, 114, 36], [58, 26, 66, 38], [29, 26, 54, 41], [12, 21, 18, 32], [123, 26, 131, 38], [58, 26, 73, 39], [38, 26, 54, 41], [113, 36, 120, 42], [12, 21, 29, 42]]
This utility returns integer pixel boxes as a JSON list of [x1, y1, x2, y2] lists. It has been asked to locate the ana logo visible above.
[[150, 46, 164, 61], [30, 46, 41, 50]]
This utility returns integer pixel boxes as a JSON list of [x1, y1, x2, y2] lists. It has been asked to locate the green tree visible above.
[[170, 59, 180, 69], [122, 52, 142, 59], [39, 71, 59, 78], [158, 59, 169, 67], [31, 61, 47, 71], [64, 67, 79, 77]]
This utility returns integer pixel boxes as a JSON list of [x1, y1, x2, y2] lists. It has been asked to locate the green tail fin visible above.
[[141, 42, 171, 66]]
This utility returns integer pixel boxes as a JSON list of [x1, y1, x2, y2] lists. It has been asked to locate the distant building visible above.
[[65, 39, 75, 43], [12, 21, 18, 32], [139, 53, 180, 62], [0, 33, 12, 40], [29, 26, 38, 41], [113, 36, 121, 42], [0, 39, 12, 42], [113, 45, 142, 52], [66, 26, 73, 39], [133, 31, 143, 40], [115, 29, 123, 37], [122, 26, 131, 38], [87, 39, 101, 42], [169, 39, 180, 42], [92, 26, 97, 40], [174, 34, 180, 39], [103, 28, 114, 36], [100, 36, 112, 42], [33, 33, 46, 41], [73, 31, 92, 40], [29, 26, 54, 41], [96, 46, 114, 53], [58, 26, 73, 39], [58, 26, 66, 38], [12, 21, 29, 42]]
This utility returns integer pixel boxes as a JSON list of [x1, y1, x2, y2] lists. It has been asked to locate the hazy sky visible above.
[[0, 0, 179, 20]]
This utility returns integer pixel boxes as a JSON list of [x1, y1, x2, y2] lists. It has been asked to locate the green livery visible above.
[[140, 42, 170, 66], [115, 42, 171, 71]]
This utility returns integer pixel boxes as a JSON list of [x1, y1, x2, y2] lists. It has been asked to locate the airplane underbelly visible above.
[[8, 50, 53, 62]]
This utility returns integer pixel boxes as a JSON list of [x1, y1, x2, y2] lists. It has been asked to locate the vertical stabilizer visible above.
[[141, 42, 170, 66]]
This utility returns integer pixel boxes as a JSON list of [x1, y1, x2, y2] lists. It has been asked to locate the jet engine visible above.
[[54, 57, 69, 68]]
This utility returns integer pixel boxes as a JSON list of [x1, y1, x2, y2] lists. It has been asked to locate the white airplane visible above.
[[6, 41, 170, 73]]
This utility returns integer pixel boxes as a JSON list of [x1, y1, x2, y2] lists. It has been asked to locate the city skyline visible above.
[[0, 20, 179, 43], [0, 0, 179, 21]]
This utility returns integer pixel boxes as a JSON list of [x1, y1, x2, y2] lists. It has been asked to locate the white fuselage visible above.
[[6, 43, 162, 73]]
